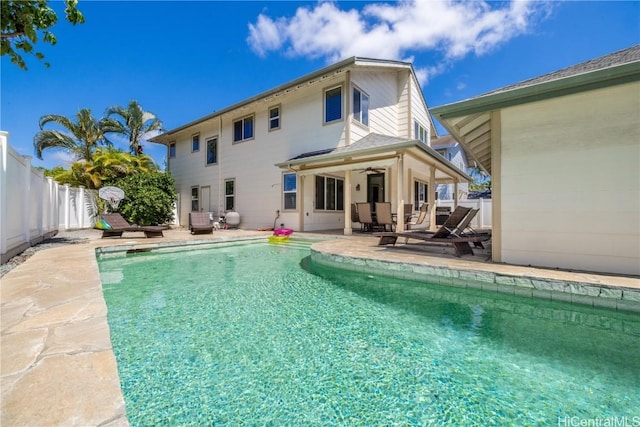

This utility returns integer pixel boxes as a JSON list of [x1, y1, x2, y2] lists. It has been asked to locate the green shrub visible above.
[[111, 172, 177, 226]]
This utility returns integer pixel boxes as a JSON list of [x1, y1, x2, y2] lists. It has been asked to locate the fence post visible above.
[[22, 155, 32, 243], [64, 184, 70, 230], [78, 186, 85, 229], [478, 198, 484, 228]]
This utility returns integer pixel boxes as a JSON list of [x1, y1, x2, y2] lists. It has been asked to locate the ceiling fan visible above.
[[355, 166, 386, 174]]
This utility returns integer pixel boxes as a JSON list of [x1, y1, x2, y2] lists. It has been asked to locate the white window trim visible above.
[[268, 105, 281, 132], [191, 133, 200, 153], [414, 120, 428, 143], [323, 84, 344, 125], [169, 142, 176, 158], [191, 186, 200, 212], [205, 136, 218, 166], [282, 172, 297, 211], [352, 85, 369, 128], [224, 178, 235, 212], [314, 174, 345, 212], [232, 115, 255, 143]]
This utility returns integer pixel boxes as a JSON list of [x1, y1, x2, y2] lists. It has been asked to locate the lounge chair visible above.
[[101, 213, 165, 238], [375, 202, 395, 232], [375, 206, 490, 256], [189, 212, 214, 234], [406, 203, 428, 230], [356, 202, 374, 232], [450, 208, 491, 248]]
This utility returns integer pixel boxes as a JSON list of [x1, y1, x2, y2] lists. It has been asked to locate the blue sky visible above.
[[1, 0, 638, 170]]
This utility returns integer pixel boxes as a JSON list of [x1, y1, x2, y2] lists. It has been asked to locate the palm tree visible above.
[[105, 100, 163, 155], [34, 108, 115, 161]]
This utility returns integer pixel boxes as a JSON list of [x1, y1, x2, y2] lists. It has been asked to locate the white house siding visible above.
[[499, 81, 640, 275], [410, 76, 432, 143], [350, 69, 400, 141], [396, 70, 411, 139], [170, 72, 354, 230]]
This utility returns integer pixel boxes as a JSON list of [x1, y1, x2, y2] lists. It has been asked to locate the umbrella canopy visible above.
[[98, 186, 125, 202]]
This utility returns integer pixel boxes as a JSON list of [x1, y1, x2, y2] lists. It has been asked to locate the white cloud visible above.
[[247, 0, 550, 83]]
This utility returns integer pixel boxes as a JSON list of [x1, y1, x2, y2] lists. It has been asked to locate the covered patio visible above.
[[276, 133, 472, 235]]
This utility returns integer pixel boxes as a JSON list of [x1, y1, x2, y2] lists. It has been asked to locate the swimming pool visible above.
[[99, 241, 640, 426]]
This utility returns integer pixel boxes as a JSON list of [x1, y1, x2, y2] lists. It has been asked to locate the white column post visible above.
[[396, 155, 405, 231], [428, 167, 436, 231], [344, 170, 352, 235]]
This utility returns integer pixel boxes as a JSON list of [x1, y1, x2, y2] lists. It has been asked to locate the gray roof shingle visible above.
[[484, 44, 640, 96]]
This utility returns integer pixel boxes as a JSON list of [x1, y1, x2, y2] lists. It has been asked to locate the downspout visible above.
[[218, 115, 223, 217], [345, 70, 351, 146]]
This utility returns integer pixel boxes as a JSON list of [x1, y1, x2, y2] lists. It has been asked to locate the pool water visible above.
[[98, 242, 640, 426]]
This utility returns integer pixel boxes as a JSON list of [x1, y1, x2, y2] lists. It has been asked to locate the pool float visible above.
[[273, 228, 293, 236], [268, 235, 290, 243]]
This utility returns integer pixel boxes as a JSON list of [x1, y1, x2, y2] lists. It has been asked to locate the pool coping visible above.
[[2, 229, 639, 426], [310, 239, 640, 313]]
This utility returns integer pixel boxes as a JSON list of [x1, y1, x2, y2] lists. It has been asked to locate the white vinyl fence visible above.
[[435, 198, 492, 229], [1, 132, 97, 264]]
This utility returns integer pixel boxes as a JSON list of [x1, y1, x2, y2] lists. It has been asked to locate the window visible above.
[[224, 179, 235, 211], [414, 120, 428, 143], [206, 137, 218, 165], [414, 180, 428, 210], [191, 186, 199, 212], [436, 149, 450, 161], [315, 175, 344, 211], [283, 173, 297, 210], [233, 116, 254, 142], [269, 106, 280, 131], [324, 86, 342, 123], [353, 87, 369, 126], [192, 134, 200, 152], [169, 142, 176, 158]]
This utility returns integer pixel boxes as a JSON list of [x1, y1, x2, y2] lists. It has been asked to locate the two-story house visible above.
[[151, 57, 471, 234], [431, 135, 470, 200]]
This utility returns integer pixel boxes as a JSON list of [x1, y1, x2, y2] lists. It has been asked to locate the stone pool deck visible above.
[[1, 228, 639, 426]]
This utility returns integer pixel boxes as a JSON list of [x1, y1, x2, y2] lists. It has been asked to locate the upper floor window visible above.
[[283, 173, 297, 211], [315, 175, 344, 211], [192, 134, 200, 152], [169, 142, 176, 158], [353, 87, 369, 126], [206, 137, 218, 165], [233, 115, 254, 142], [414, 120, 428, 143], [324, 86, 343, 124], [269, 106, 281, 131]]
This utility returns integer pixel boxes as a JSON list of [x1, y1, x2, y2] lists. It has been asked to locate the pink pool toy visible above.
[[273, 228, 293, 236]]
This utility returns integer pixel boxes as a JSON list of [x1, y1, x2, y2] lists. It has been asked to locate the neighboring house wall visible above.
[[435, 144, 469, 199], [499, 81, 640, 275]]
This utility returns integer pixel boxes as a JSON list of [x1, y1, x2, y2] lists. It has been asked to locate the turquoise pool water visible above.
[[99, 241, 640, 426]]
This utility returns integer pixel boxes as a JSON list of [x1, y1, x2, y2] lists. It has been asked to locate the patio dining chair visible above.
[[375, 202, 395, 232], [356, 202, 374, 232]]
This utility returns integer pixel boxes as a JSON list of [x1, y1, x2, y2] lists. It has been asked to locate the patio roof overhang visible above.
[[275, 133, 472, 183], [430, 60, 640, 176]]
